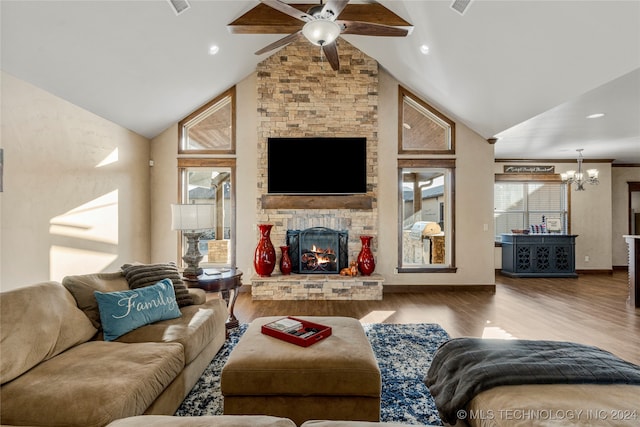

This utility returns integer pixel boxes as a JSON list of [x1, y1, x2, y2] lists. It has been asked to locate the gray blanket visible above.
[[424, 338, 640, 424]]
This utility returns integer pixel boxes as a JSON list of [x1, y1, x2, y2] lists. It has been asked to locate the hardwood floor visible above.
[[232, 271, 640, 364]]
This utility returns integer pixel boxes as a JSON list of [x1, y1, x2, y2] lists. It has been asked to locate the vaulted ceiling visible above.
[[1, 1, 639, 163]]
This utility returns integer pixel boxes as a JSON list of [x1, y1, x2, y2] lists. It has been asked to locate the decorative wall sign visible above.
[[546, 217, 563, 232], [503, 165, 555, 174]]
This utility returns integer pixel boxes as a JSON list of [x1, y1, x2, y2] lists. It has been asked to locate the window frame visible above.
[[494, 173, 571, 244], [178, 87, 236, 154], [177, 158, 237, 268], [398, 86, 455, 155], [397, 158, 457, 273]]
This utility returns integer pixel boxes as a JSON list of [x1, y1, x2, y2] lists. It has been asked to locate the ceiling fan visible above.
[[248, 0, 411, 71]]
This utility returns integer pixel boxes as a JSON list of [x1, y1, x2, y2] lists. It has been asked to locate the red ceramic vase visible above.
[[279, 245, 292, 275], [254, 224, 276, 277], [357, 235, 375, 276]]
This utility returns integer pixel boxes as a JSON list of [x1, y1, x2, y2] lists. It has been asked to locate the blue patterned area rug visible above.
[[176, 322, 450, 425]]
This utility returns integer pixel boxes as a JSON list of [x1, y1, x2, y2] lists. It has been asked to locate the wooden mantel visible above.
[[261, 194, 373, 210]]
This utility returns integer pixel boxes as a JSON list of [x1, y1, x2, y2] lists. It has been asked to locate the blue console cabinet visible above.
[[501, 234, 578, 278]]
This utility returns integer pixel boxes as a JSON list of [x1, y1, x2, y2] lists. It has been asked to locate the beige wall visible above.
[[493, 161, 615, 271], [149, 124, 179, 264], [1, 71, 151, 291], [612, 166, 640, 266]]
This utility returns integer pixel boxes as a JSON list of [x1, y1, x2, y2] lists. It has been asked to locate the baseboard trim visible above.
[[575, 269, 614, 275], [383, 284, 496, 293], [239, 283, 496, 293], [613, 265, 629, 271], [495, 268, 616, 276]]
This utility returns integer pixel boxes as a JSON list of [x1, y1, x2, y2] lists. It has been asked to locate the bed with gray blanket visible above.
[[425, 338, 640, 426]]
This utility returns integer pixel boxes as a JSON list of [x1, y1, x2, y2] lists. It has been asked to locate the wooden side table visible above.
[[184, 268, 243, 331]]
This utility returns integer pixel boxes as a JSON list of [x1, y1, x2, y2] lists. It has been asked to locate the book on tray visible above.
[[261, 316, 332, 347]]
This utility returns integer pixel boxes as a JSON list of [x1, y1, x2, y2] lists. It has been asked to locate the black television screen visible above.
[[268, 137, 367, 195]]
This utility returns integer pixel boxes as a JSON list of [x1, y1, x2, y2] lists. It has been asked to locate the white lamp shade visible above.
[[302, 19, 341, 46], [171, 204, 215, 231]]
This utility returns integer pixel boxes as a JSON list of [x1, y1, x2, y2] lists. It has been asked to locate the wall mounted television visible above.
[[268, 137, 367, 195]]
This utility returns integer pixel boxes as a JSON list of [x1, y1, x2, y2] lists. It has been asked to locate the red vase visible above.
[[280, 245, 292, 275], [357, 235, 375, 276], [254, 224, 276, 277]]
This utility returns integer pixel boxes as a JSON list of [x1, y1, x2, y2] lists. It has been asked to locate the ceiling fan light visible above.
[[302, 19, 341, 46]]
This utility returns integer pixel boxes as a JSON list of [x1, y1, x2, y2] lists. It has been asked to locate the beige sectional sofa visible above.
[[106, 416, 437, 426], [1, 271, 436, 427], [0, 271, 228, 427]]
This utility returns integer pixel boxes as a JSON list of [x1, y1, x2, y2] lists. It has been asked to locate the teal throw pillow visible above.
[[94, 278, 181, 341]]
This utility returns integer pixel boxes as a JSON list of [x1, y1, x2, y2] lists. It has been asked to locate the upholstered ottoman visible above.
[[221, 316, 381, 426]]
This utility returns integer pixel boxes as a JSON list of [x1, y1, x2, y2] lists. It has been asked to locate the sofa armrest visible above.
[[187, 288, 207, 305]]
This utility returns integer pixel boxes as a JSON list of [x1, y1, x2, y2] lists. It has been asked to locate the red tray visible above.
[[261, 317, 332, 347]]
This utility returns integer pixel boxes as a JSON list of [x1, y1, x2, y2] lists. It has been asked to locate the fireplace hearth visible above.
[[286, 227, 348, 274]]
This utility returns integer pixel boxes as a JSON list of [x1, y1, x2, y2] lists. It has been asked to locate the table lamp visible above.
[[171, 204, 215, 279]]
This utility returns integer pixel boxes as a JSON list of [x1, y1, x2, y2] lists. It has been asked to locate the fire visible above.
[[317, 254, 331, 265], [302, 245, 336, 266]]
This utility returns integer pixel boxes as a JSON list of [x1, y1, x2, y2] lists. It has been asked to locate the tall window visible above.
[[397, 86, 456, 273], [177, 86, 237, 268], [494, 178, 569, 241], [398, 160, 456, 272], [178, 160, 235, 267]]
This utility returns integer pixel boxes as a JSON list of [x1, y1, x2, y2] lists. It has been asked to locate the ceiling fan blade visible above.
[[260, 0, 313, 22], [322, 42, 340, 71], [255, 31, 304, 55], [321, 0, 349, 20], [338, 20, 409, 37]]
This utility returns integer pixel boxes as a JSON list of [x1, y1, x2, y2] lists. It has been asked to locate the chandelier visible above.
[[560, 149, 599, 191]]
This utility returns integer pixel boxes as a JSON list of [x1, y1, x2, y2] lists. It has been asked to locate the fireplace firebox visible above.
[[286, 227, 348, 274]]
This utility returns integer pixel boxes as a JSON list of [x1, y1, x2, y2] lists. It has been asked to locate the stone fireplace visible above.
[[251, 39, 381, 300]]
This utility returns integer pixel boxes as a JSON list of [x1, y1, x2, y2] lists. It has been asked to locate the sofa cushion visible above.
[[107, 415, 297, 427], [95, 279, 182, 341], [0, 282, 97, 384], [121, 262, 194, 307], [189, 287, 207, 305], [0, 340, 184, 427], [62, 271, 130, 329], [114, 297, 228, 364]]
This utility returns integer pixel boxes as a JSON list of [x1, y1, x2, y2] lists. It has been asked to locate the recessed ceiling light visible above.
[[586, 113, 605, 119], [420, 44, 430, 55], [208, 45, 220, 55]]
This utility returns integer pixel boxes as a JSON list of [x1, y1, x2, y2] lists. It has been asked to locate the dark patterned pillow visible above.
[[120, 262, 194, 307]]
